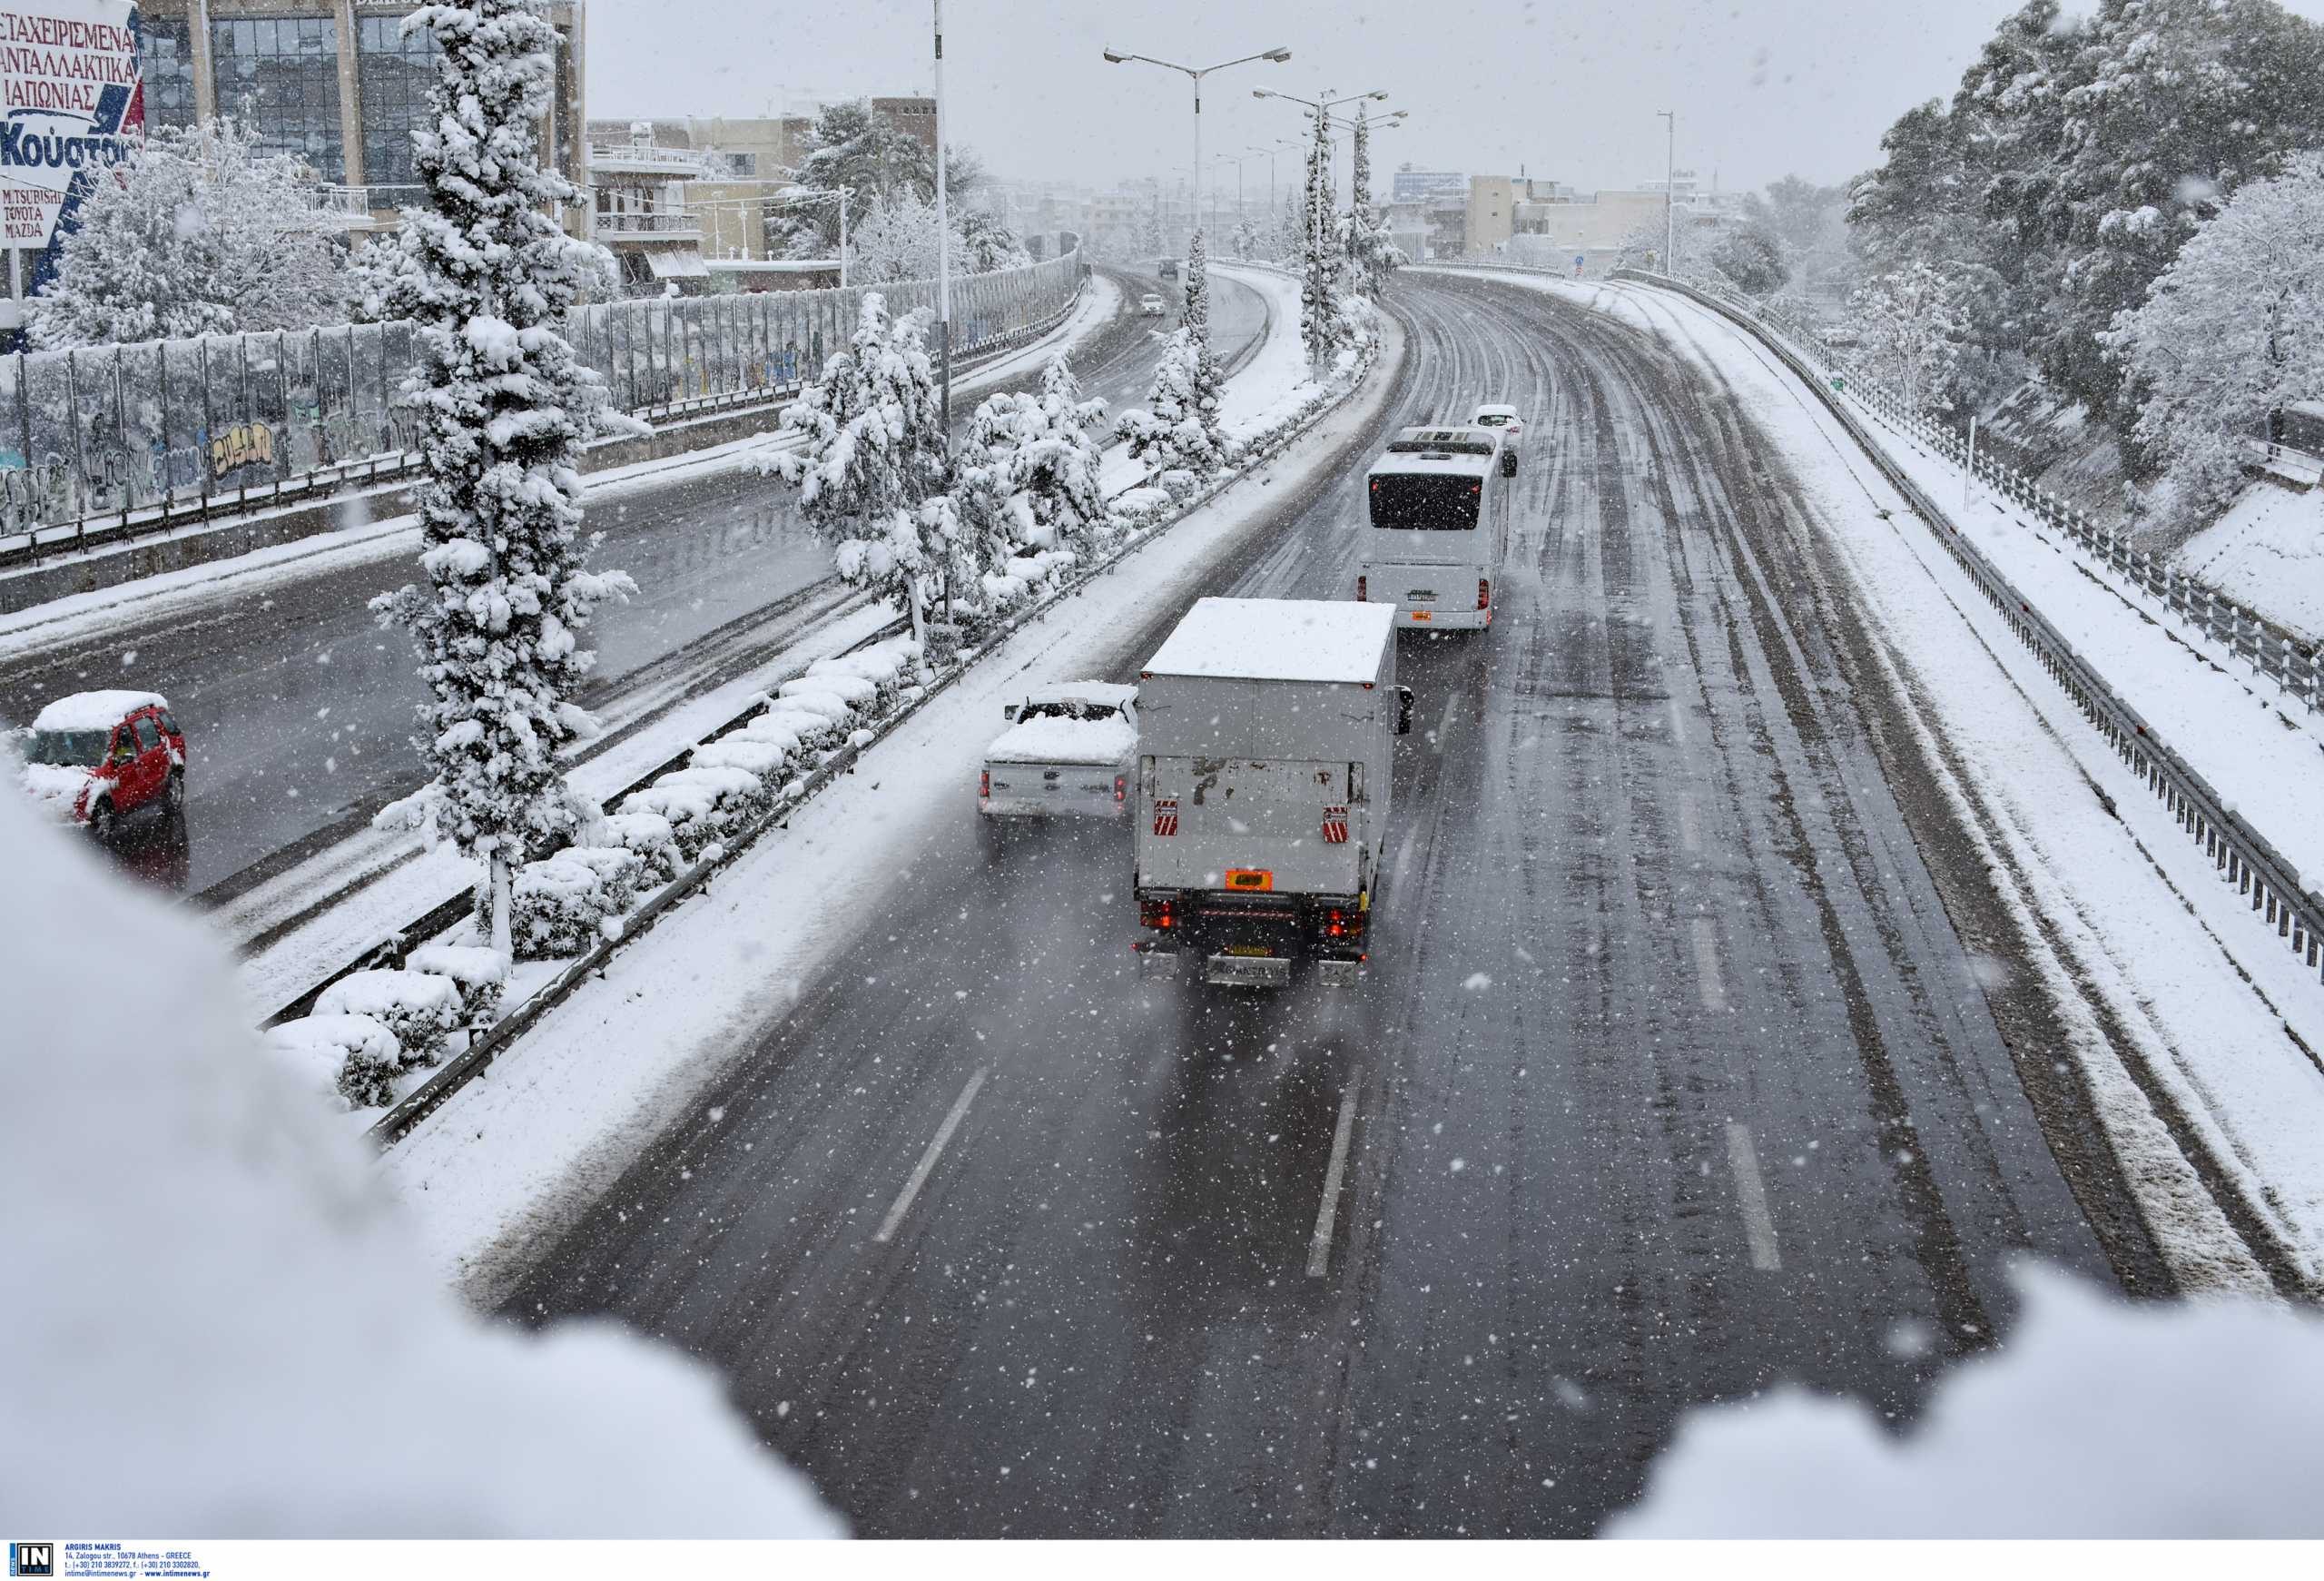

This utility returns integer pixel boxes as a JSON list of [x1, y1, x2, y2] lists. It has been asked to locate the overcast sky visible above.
[[587, 0, 2324, 196]]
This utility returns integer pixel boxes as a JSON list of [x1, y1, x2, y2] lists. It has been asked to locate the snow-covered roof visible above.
[[1018, 681, 1137, 712], [1472, 403, 1520, 420], [1369, 427, 1500, 479], [1142, 598, 1396, 686], [32, 690, 166, 732]]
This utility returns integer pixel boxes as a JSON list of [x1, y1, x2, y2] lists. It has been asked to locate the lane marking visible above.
[[1668, 696, 1689, 746], [1689, 916, 1728, 1013], [872, 1067, 989, 1244], [1677, 790, 1703, 855], [1725, 1120, 1784, 1270], [1306, 1083, 1362, 1278], [1433, 691, 1459, 746]]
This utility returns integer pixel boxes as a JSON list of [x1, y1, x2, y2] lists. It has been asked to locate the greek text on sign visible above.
[[0, 2, 143, 250]]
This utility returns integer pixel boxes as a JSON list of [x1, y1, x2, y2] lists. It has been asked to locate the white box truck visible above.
[[1132, 598, 1413, 989]]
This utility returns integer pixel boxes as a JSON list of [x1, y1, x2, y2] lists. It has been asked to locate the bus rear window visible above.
[[1370, 474, 1481, 530]]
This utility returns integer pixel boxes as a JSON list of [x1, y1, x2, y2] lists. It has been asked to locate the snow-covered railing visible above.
[[1609, 266, 2324, 993], [1630, 266, 2324, 712], [0, 249, 1087, 567]]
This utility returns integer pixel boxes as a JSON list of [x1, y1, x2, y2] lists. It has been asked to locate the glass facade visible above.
[[138, 15, 197, 133], [211, 16, 343, 181], [357, 16, 438, 190]]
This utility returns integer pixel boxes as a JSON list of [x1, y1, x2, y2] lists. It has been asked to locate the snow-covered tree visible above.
[[847, 189, 1029, 283], [1299, 112, 1341, 371], [1117, 328, 1223, 479], [369, 0, 639, 956], [952, 353, 1111, 603], [1342, 116, 1398, 299], [1181, 227, 1223, 427], [765, 292, 959, 644], [27, 116, 348, 348], [1848, 263, 1973, 415], [2107, 152, 2324, 527], [1709, 225, 1789, 296]]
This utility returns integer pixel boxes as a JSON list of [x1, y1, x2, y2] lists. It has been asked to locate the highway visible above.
[[503, 271, 2162, 1536], [0, 265, 1260, 899]]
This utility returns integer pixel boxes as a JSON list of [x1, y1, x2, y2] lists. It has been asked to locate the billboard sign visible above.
[[0, 2, 142, 263]]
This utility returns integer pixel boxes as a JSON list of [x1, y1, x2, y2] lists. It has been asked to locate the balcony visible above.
[[593, 211, 704, 242], [588, 142, 707, 176]]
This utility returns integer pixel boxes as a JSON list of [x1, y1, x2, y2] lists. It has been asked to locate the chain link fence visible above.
[[1, 250, 1086, 565]]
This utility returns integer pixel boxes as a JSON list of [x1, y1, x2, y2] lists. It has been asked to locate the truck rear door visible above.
[[1144, 756, 1366, 896]]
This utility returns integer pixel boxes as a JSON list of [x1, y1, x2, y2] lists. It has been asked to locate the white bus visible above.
[[1354, 426, 1514, 631]]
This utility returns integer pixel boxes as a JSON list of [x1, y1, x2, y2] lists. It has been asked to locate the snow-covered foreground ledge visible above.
[[1443, 265, 2324, 1295], [381, 308, 1406, 1300]]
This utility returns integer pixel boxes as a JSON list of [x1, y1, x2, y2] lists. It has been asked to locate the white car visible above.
[[1472, 403, 1524, 471], [1139, 292, 1167, 317], [979, 683, 1140, 844]]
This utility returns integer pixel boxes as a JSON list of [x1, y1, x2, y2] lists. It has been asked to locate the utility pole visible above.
[[933, 0, 950, 449], [1658, 109, 1676, 272]]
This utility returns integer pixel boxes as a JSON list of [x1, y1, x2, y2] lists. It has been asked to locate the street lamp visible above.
[[1102, 44, 1291, 251]]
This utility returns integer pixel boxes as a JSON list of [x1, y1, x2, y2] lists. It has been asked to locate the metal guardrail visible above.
[[1626, 268, 2324, 711], [360, 269, 1365, 1148], [1592, 266, 2324, 992], [0, 251, 1087, 569]]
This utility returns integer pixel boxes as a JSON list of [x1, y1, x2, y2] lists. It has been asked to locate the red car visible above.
[[17, 690, 187, 842]]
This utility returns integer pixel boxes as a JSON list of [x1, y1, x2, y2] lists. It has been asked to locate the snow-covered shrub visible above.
[[406, 943, 510, 1033], [777, 671, 878, 720], [736, 706, 841, 763], [597, 810, 683, 884], [619, 765, 768, 861], [313, 969, 465, 1066], [366, 0, 641, 959], [557, 845, 647, 913], [265, 1014, 404, 1111], [690, 736, 793, 782], [510, 854, 616, 960]]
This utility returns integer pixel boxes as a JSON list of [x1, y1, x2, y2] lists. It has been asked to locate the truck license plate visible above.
[[1224, 944, 1275, 957], [1225, 869, 1274, 892], [1410, 610, 1433, 622]]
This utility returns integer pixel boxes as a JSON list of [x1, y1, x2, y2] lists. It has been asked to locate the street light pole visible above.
[[1658, 109, 1675, 272], [935, 0, 951, 446], [1101, 44, 1293, 252]]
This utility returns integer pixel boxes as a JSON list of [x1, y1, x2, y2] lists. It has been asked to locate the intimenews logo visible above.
[[8, 1543, 54, 1577]]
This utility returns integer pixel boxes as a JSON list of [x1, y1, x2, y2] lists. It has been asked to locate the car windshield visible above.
[[1475, 413, 1510, 426], [1023, 701, 1121, 722], [24, 728, 109, 767]]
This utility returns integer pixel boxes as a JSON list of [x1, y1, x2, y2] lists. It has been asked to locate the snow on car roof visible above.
[[1019, 681, 1138, 709], [1143, 598, 1396, 685], [32, 690, 167, 732], [1473, 403, 1520, 418]]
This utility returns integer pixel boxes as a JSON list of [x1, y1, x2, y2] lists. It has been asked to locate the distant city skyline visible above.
[[586, 0, 2324, 199]]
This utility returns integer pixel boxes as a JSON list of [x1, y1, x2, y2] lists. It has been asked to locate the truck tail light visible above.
[[980, 769, 990, 799], [1478, 578, 1492, 611], [1355, 575, 1367, 602], [1322, 906, 1365, 940], [1140, 897, 1176, 930], [1115, 774, 1127, 804]]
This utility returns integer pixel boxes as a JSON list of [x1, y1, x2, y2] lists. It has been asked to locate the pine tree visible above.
[[1299, 111, 1343, 372], [1117, 328, 1223, 479], [369, 0, 639, 957], [1341, 116, 1398, 299], [953, 353, 1111, 602], [27, 116, 349, 348], [1181, 228, 1223, 436], [766, 292, 959, 645]]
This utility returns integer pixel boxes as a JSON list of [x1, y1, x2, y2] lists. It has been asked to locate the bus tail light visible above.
[[1114, 774, 1127, 804], [1478, 578, 1492, 611], [1355, 575, 1367, 602]]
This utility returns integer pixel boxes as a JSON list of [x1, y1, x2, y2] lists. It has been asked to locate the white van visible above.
[[1355, 426, 1513, 631]]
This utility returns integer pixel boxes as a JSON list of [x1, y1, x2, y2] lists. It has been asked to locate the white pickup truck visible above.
[[1132, 598, 1412, 989], [978, 682, 1140, 845]]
